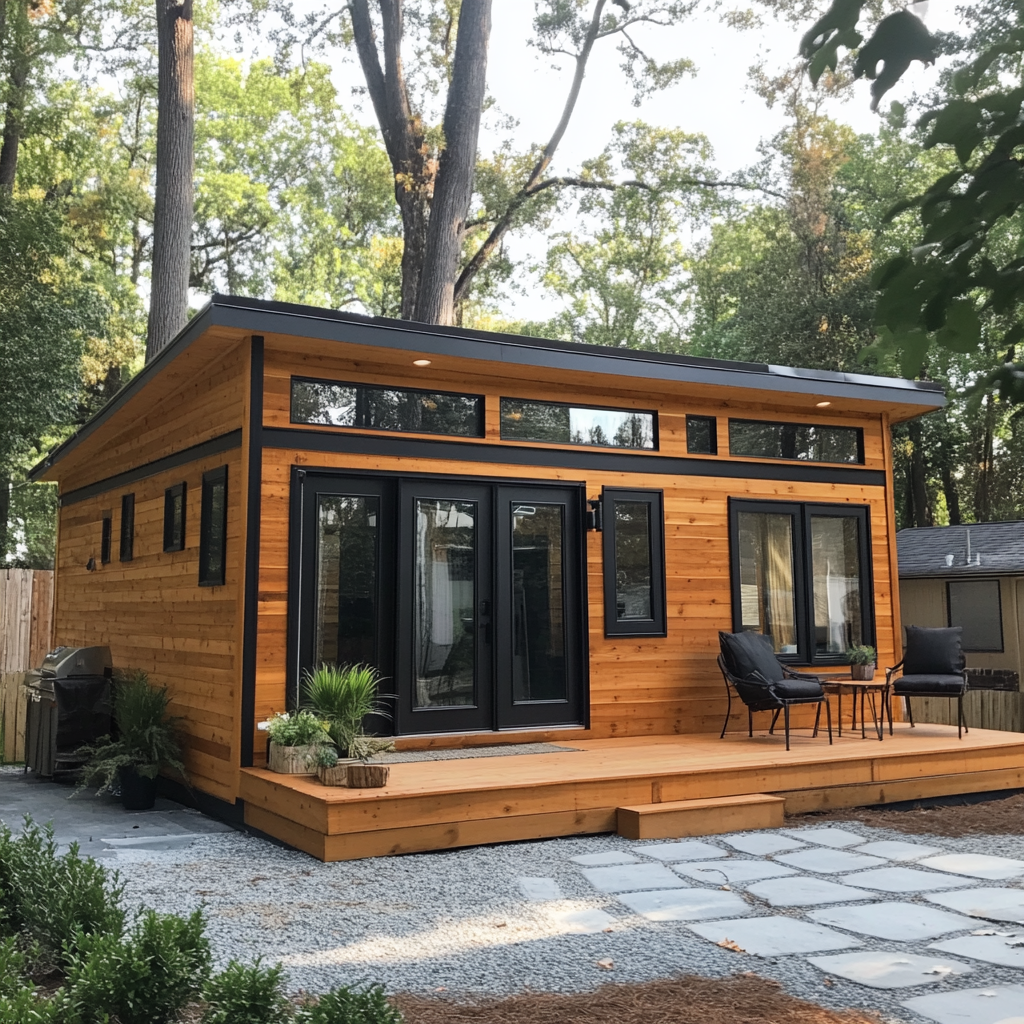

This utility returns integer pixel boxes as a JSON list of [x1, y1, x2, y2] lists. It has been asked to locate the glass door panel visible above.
[[736, 510, 799, 655], [414, 498, 479, 710], [810, 514, 864, 657], [511, 503, 568, 703]]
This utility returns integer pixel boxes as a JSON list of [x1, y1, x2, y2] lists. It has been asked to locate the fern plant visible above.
[[77, 671, 188, 794], [301, 664, 393, 758]]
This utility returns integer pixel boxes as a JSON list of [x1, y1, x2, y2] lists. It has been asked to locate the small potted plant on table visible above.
[[77, 670, 188, 810], [302, 663, 395, 787], [847, 645, 877, 681], [266, 710, 332, 774]]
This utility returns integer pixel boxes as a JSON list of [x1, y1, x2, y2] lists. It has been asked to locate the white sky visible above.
[[218, 0, 965, 321]]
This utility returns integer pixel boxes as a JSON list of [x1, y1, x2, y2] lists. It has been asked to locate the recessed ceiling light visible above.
[[816, 401, 831, 407], [413, 358, 431, 366]]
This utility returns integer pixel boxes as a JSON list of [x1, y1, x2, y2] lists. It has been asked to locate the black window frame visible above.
[[947, 578, 1004, 652], [163, 482, 187, 553], [499, 397, 659, 450], [199, 466, 228, 587], [728, 498, 874, 665], [728, 418, 865, 465], [100, 513, 112, 565], [119, 493, 135, 562], [290, 375, 485, 438], [686, 415, 718, 455], [601, 487, 667, 637]]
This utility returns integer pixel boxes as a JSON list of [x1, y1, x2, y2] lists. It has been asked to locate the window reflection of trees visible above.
[[500, 398, 654, 449], [729, 420, 861, 464]]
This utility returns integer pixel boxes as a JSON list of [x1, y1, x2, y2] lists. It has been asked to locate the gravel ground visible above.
[[94, 818, 1024, 1024]]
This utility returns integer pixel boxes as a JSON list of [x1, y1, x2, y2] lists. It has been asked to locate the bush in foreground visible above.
[[0, 819, 402, 1024]]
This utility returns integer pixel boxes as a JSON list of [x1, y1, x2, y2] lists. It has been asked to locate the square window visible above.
[[948, 579, 1003, 652], [602, 488, 666, 636], [119, 494, 134, 562], [199, 467, 228, 586], [686, 415, 717, 455], [164, 482, 187, 552]]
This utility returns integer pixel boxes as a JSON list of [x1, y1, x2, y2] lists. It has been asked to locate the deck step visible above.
[[617, 793, 785, 840]]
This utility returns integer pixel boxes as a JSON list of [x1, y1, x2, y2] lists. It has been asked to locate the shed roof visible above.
[[897, 521, 1024, 578], [31, 293, 947, 479]]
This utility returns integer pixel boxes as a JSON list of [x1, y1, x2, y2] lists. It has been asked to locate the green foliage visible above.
[[308, 744, 340, 769], [202, 959, 291, 1024], [0, 819, 125, 966], [77, 671, 187, 794], [0, 984, 67, 1024], [0, 937, 27, 997], [846, 644, 876, 665], [265, 710, 332, 748], [295, 985, 403, 1024], [64, 909, 211, 1024], [301, 664, 392, 757]]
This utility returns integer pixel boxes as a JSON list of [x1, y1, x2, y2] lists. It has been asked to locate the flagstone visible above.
[[808, 951, 971, 989], [689, 915, 861, 956], [808, 900, 977, 940], [615, 888, 751, 922]]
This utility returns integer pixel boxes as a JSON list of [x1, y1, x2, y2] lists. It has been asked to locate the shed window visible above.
[[500, 399, 656, 450], [119, 494, 134, 562], [291, 377, 483, 437], [686, 415, 717, 455], [199, 466, 228, 587], [730, 499, 872, 664], [729, 419, 863, 464], [602, 488, 666, 636], [100, 513, 112, 565], [163, 482, 186, 552], [948, 579, 1003, 652]]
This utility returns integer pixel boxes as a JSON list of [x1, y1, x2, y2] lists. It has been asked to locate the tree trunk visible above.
[[907, 419, 930, 527], [941, 461, 962, 526], [0, 473, 9, 561], [415, 0, 492, 325], [0, 3, 30, 193], [146, 0, 194, 361]]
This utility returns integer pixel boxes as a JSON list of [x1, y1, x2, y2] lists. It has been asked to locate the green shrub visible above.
[[0, 819, 124, 963], [65, 908, 211, 1024], [0, 984, 66, 1024], [0, 937, 26, 997], [301, 664, 393, 757], [203, 959, 291, 1024], [296, 984, 403, 1024], [265, 711, 332, 748]]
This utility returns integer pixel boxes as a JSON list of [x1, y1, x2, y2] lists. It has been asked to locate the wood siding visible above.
[[51, 340, 248, 802]]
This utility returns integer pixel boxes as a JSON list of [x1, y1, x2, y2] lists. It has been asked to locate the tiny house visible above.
[[37, 294, 1016, 860]]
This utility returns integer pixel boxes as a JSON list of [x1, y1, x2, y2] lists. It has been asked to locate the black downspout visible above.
[[240, 335, 264, 769]]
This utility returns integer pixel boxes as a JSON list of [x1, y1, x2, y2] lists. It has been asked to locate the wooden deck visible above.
[[239, 724, 1024, 861]]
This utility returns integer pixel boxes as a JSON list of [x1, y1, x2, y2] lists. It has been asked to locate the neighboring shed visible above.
[[898, 521, 1024, 730]]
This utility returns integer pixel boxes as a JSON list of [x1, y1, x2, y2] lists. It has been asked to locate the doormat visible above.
[[368, 742, 582, 763]]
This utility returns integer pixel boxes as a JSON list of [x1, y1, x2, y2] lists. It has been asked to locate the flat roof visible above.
[[31, 293, 947, 479]]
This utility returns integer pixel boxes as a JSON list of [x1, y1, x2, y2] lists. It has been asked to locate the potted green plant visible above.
[[301, 663, 395, 759], [77, 670, 188, 810], [266, 711, 332, 773], [847, 644, 877, 681], [308, 743, 348, 786]]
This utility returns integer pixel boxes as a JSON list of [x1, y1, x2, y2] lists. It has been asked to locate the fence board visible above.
[[913, 690, 1024, 734]]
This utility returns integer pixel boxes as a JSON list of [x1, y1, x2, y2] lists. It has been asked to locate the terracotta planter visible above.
[[316, 759, 358, 786], [346, 763, 390, 789], [850, 663, 876, 681], [268, 742, 316, 774]]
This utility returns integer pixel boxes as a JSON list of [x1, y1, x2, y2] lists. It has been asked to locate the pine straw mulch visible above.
[[791, 790, 1024, 837], [395, 974, 878, 1024]]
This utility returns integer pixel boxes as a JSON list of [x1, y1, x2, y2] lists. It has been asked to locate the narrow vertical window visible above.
[[163, 482, 187, 552], [686, 415, 717, 455], [119, 494, 135, 562], [199, 466, 228, 586], [602, 488, 666, 637], [100, 513, 112, 564], [734, 507, 799, 654]]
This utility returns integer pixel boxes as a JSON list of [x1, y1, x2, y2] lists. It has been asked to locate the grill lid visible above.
[[41, 646, 112, 680]]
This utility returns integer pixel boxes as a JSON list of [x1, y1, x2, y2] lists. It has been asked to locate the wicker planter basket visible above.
[[346, 763, 390, 789], [316, 759, 358, 787], [268, 742, 316, 774], [850, 663, 876, 681]]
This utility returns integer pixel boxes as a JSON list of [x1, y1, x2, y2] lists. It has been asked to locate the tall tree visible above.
[[146, 0, 193, 359]]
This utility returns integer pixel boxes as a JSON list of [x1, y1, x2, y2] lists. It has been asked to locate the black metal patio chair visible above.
[[886, 625, 969, 739], [718, 630, 833, 751]]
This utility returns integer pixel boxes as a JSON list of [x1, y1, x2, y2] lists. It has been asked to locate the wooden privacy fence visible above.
[[913, 689, 1024, 734], [0, 569, 54, 763]]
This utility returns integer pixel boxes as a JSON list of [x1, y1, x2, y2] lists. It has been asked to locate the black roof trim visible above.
[[30, 293, 946, 480]]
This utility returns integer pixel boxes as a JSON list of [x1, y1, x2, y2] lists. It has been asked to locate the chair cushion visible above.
[[903, 625, 965, 676], [893, 674, 966, 695], [772, 678, 824, 699], [719, 631, 785, 684]]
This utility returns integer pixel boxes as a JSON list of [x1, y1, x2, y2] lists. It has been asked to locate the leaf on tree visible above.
[[852, 10, 937, 112]]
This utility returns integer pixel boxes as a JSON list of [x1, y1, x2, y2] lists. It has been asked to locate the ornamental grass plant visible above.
[[301, 664, 394, 758]]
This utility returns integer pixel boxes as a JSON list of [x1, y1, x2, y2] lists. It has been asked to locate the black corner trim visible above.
[[240, 336, 264, 769], [262, 426, 888, 486], [59, 429, 243, 506]]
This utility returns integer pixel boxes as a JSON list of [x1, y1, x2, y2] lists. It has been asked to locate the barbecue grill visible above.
[[24, 646, 113, 777]]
